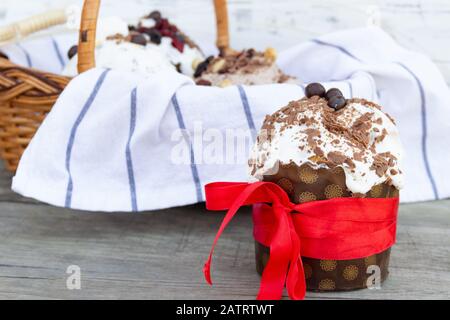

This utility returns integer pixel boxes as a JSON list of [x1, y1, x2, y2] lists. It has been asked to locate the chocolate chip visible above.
[[196, 79, 212, 86], [246, 48, 256, 58], [305, 83, 326, 98], [0, 51, 9, 60], [328, 96, 347, 110], [67, 45, 78, 59], [147, 29, 162, 44], [155, 18, 170, 31], [194, 56, 213, 78], [148, 10, 162, 21], [130, 34, 147, 46], [325, 88, 343, 100]]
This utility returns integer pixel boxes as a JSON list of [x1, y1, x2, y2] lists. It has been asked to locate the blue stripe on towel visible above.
[[237, 85, 257, 140], [298, 83, 306, 96], [310, 38, 439, 199], [126, 88, 138, 212], [395, 62, 439, 199], [356, 72, 375, 100], [349, 71, 376, 100], [310, 39, 362, 62], [346, 80, 353, 98], [171, 93, 203, 202], [51, 37, 65, 68], [16, 44, 32, 67], [64, 69, 110, 208]]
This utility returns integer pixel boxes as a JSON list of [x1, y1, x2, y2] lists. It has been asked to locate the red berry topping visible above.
[[171, 38, 185, 52], [160, 29, 172, 37], [156, 18, 170, 31]]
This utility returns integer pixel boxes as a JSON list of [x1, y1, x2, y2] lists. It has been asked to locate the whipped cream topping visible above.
[[196, 49, 296, 86], [63, 40, 175, 77], [157, 37, 203, 77], [95, 16, 129, 45], [63, 16, 203, 77], [199, 62, 295, 86], [249, 97, 404, 194]]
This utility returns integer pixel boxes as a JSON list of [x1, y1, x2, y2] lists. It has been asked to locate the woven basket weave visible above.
[[0, 0, 230, 172]]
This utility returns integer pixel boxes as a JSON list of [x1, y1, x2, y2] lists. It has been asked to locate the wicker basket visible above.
[[0, 0, 231, 172]]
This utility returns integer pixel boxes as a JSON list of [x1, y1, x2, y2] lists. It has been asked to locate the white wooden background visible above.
[[1, 0, 450, 84]]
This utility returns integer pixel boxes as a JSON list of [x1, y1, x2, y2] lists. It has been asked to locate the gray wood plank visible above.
[[0, 163, 20, 203], [0, 162, 38, 204], [0, 199, 449, 300], [0, 162, 14, 200]]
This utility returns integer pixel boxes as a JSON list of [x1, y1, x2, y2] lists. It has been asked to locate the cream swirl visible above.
[[248, 97, 404, 194]]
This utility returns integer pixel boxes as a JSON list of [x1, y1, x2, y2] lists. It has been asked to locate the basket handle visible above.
[[0, 9, 67, 44], [78, 0, 230, 71], [77, 0, 100, 73], [214, 0, 231, 55]]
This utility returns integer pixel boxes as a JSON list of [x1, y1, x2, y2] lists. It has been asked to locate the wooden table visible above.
[[0, 163, 449, 300]]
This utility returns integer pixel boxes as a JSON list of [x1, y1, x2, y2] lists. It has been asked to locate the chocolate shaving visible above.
[[314, 146, 324, 157], [370, 154, 389, 177], [350, 112, 372, 148], [253, 94, 401, 190], [375, 128, 388, 144], [353, 151, 365, 162], [345, 158, 356, 170], [327, 151, 347, 166]]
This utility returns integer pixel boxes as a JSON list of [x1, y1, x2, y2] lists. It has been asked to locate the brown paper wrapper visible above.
[[255, 162, 398, 291]]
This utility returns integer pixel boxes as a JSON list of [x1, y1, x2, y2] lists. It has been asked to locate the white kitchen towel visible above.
[[6, 27, 450, 211], [0, 33, 76, 74]]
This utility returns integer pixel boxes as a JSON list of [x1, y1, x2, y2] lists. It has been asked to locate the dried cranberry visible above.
[[160, 29, 172, 37], [137, 27, 149, 34], [171, 38, 184, 52], [156, 18, 170, 31]]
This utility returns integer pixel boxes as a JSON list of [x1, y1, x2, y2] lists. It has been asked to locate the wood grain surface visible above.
[[0, 162, 449, 299]]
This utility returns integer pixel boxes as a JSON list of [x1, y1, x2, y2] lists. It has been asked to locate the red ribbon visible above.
[[203, 181, 398, 300]]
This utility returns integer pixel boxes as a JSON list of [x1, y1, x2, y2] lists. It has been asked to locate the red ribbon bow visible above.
[[203, 181, 398, 300]]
